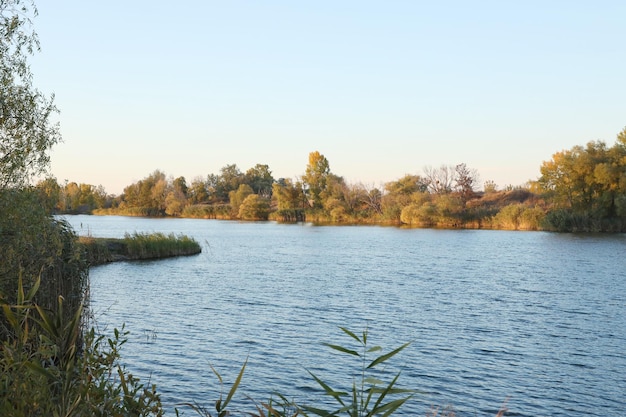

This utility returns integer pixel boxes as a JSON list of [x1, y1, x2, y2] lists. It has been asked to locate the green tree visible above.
[[1, 0, 61, 188], [382, 175, 427, 222], [272, 178, 305, 210], [188, 176, 209, 204], [216, 164, 244, 202], [238, 193, 270, 220], [122, 170, 168, 215], [228, 183, 253, 217], [385, 174, 427, 196], [36, 176, 61, 212], [537, 130, 626, 231], [172, 176, 188, 197], [244, 163, 274, 196], [303, 151, 330, 208]]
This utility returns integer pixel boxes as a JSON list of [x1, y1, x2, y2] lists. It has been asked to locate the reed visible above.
[[0, 277, 163, 416], [123, 232, 201, 260], [78, 233, 201, 265]]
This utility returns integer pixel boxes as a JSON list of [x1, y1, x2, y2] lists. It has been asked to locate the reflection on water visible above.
[[63, 215, 626, 416]]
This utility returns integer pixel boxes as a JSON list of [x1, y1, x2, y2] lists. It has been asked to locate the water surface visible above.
[[64, 215, 626, 416]]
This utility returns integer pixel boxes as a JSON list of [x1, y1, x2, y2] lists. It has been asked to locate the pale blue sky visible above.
[[31, 1, 626, 195]]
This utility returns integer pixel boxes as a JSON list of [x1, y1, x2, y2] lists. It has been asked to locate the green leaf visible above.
[[24, 361, 55, 380], [2, 304, 18, 330], [324, 343, 360, 357], [371, 396, 413, 417], [34, 304, 59, 339], [367, 342, 410, 369], [222, 357, 247, 411], [363, 376, 384, 386], [339, 327, 362, 344], [301, 404, 336, 416], [307, 370, 347, 404], [210, 363, 224, 385], [350, 382, 358, 417], [366, 346, 382, 353], [25, 276, 41, 302], [17, 274, 24, 305], [368, 372, 414, 416]]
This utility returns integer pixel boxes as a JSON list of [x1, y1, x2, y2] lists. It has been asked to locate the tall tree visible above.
[[188, 176, 209, 204], [454, 163, 479, 204], [228, 183, 253, 217], [1, 0, 61, 188], [303, 151, 330, 208], [272, 178, 306, 210], [537, 130, 626, 229], [244, 163, 274, 196], [215, 164, 243, 202]]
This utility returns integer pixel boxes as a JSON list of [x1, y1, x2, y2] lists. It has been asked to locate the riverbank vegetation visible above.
[[37, 130, 626, 232], [0, 0, 618, 415], [79, 233, 202, 265]]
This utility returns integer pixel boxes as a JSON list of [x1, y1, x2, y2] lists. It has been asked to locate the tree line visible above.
[[34, 128, 626, 231]]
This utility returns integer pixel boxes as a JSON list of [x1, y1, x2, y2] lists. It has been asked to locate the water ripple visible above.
[[63, 216, 626, 417]]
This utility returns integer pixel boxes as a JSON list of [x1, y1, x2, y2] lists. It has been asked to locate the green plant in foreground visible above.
[[179, 359, 246, 417], [301, 327, 414, 417], [180, 327, 413, 417], [0, 276, 163, 416]]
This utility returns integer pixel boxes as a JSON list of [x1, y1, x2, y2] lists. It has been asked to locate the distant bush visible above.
[[491, 204, 545, 230], [182, 204, 231, 219]]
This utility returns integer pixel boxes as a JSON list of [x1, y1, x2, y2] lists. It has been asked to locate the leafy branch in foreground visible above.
[[301, 327, 414, 417]]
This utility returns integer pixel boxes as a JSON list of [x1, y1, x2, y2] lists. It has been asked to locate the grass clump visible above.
[[123, 232, 201, 260], [78, 233, 201, 265]]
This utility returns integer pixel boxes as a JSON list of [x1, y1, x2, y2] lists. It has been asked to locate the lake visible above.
[[61, 215, 626, 416]]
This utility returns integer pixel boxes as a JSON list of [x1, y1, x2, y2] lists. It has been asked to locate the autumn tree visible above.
[[537, 128, 626, 231], [188, 176, 209, 204], [165, 176, 188, 216], [303, 151, 330, 208], [36, 176, 61, 211], [239, 194, 270, 220], [454, 163, 479, 204], [228, 183, 253, 217], [382, 175, 427, 221], [361, 184, 383, 216], [272, 178, 306, 211], [122, 170, 168, 215]]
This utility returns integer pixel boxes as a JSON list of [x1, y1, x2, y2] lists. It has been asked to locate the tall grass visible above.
[[0, 277, 163, 416], [123, 232, 201, 260], [0, 189, 88, 342]]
